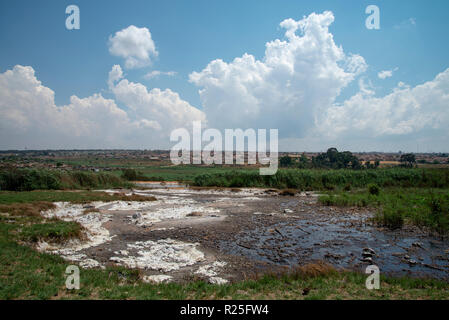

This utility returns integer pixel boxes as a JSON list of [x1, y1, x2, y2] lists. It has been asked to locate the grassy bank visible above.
[[319, 187, 449, 234], [0, 168, 132, 191], [193, 168, 449, 190]]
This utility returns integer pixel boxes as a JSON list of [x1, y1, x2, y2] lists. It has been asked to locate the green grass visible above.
[[319, 187, 449, 234], [20, 220, 83, 243], [0, 190, 157, 205], [47, 157, 260, 182], [134, 165, 258, 182], [0, 168, 132, 191]]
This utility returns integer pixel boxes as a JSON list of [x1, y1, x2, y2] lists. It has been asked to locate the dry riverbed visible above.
[[35, 184, 449, 284]]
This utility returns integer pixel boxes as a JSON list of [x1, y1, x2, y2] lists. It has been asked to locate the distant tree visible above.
[[279, 156, 293, 167], [121, 168, 139, 181], [298, 154, 310, 169], [326, 148, 339, 164], [400, 153, 416, 168], [312, 148, 362, 169], [351, 157, 362, 170]]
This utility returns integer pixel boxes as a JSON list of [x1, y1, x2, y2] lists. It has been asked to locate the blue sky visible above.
[[0, 0, 448, 151]]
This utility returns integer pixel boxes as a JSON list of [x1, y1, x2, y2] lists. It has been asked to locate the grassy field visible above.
[[43, 157, 259, 182]]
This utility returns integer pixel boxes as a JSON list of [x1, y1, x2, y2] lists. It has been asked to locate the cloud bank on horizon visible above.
[[0, 11, 448, 151]]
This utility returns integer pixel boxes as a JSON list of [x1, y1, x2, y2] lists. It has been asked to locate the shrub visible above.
[[368, 183, 380, 195], [121, 169, 139, 181]]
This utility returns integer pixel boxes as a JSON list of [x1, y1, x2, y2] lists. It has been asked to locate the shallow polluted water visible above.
[[221, 212, 449, 279], [35, 187, 449, 283]]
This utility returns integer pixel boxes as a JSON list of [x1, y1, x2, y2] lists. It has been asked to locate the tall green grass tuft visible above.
[[319, 187, 449, 234], [375, 204, 404, 230]]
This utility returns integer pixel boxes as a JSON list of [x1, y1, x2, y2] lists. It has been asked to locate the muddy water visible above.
[[39, 187, 449, 283], [221, 212, 449, 279]]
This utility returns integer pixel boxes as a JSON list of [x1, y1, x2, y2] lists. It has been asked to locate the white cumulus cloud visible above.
[[0, 65, 205, 149], [319, 68, 449, 144], [2, 11, 448, 152], [110, 65, 205, 132], [189, 11, 367, 137], [108, 25, 158, 69]]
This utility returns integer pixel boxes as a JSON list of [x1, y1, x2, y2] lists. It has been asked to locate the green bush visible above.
[[0, 169, 61, 191], [368, 183, 380, 195], [121, 169, 139, 181]]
